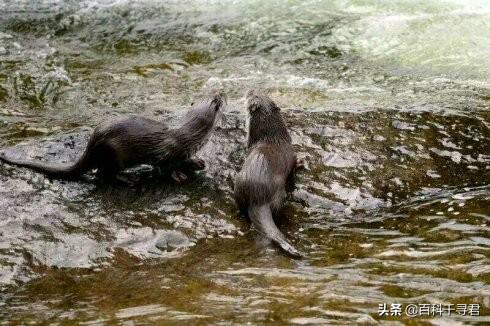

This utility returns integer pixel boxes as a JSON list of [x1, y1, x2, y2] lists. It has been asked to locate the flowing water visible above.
[[0, 0, 489, 324]]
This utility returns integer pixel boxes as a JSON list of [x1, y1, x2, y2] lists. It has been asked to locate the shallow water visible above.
[[0, 0, 489, 324]]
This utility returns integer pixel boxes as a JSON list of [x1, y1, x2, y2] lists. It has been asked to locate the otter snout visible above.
[[211, 91, 227, 111]]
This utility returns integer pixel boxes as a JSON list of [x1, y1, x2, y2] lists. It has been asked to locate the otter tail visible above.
[[248, 205, 303, 258], [0, 148, 92, 179]]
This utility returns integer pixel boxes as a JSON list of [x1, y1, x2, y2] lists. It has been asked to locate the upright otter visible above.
[[0, 92, 225, 182], [234, 90, 302, 257]]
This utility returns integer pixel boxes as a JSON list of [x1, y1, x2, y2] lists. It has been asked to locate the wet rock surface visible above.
[[1, 107, 488, 323]]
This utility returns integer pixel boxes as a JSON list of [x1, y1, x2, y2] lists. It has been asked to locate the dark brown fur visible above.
[[234, 90, 302, 257], [0, 93, 225, 181]]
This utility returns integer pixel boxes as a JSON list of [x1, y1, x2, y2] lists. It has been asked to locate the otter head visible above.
[[178, 92, 226, 156], [245, 89, 280, 115], [183, 91, 226, 131], [245, 89, 291, 147]]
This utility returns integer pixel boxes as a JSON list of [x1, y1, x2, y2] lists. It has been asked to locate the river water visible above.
[[0, 0, 489, 324]]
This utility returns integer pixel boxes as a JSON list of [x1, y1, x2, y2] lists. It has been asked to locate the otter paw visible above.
[[189, 158, 205, 171], [295, 158, 308, 170], [171, 170, 188, 183]]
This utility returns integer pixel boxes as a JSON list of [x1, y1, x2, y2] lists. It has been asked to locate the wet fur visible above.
[[0, 93, 225, 181], [234, 90, 301, 257]]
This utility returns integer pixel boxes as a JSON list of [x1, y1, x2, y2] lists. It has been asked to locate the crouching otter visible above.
[[0, 92, 226, 182], [234, 90, 302, 257]]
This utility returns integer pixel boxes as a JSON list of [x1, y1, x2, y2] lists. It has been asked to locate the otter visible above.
[[0, 92, 225, 182], [234, 90, 302, 257]]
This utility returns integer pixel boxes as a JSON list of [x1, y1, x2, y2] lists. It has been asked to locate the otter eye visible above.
[[191, 102, 194, 106]]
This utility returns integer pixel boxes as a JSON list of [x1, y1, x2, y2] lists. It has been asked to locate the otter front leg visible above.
[[169, 157, 205, 183], [286, 158, 307, 192], [182, 157, 205, 171], [156, 157, 205, 183], [154, 162, 189, 183], [170, 170, 188, 183], [294, 158, 307, 171]]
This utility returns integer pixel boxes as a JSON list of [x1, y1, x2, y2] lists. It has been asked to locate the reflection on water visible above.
[[0, 0, 489, 323]]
